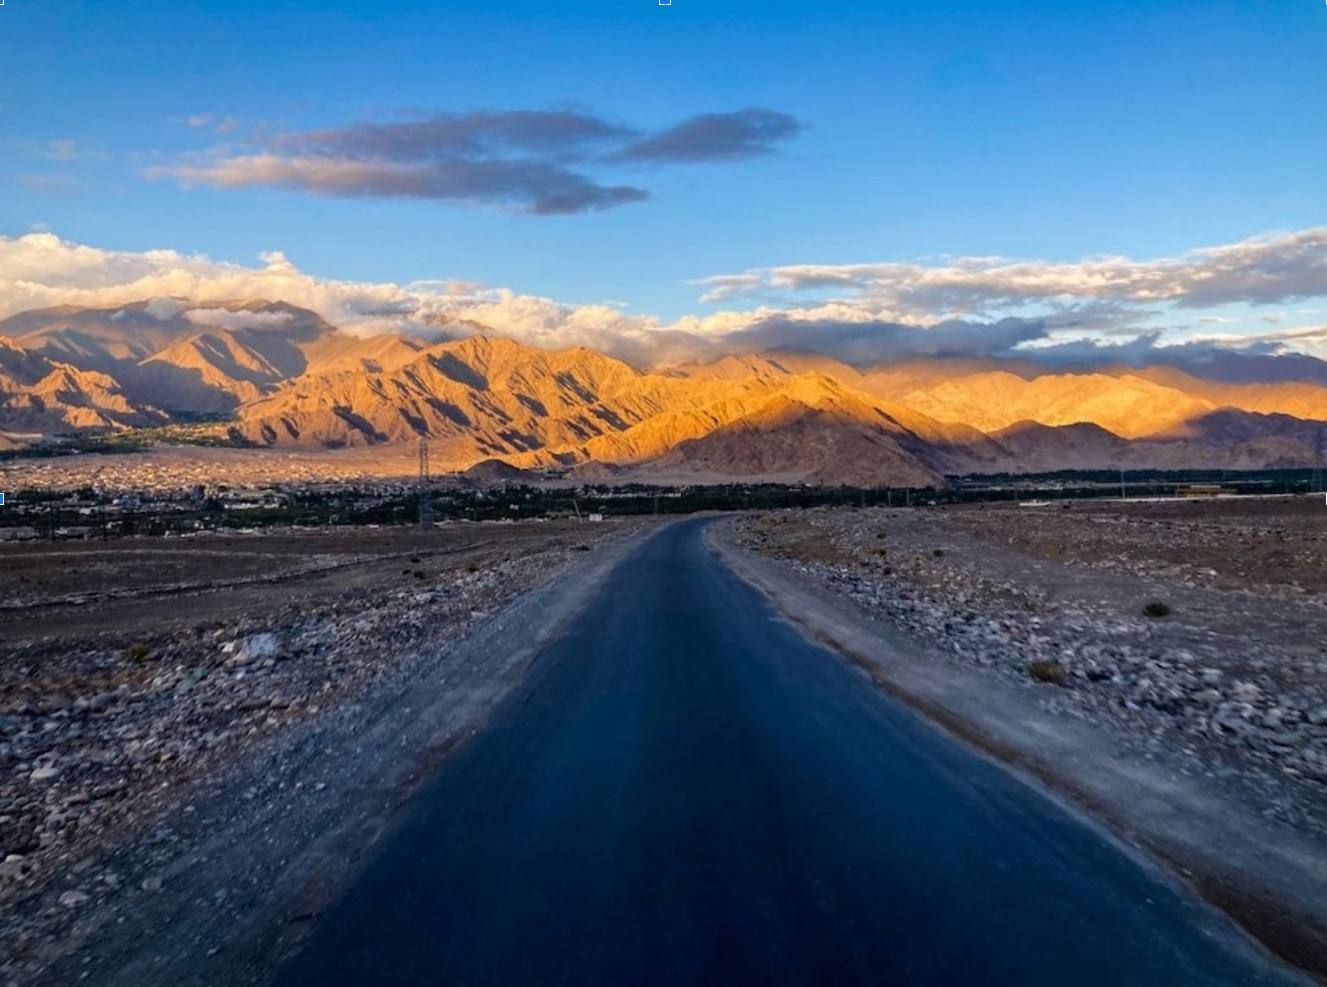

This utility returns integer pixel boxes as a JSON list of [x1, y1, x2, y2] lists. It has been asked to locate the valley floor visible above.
[[0, 444, 426, 493]]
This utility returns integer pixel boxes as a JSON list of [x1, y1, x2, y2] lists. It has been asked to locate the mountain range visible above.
[[2, 299, 1325, 486]]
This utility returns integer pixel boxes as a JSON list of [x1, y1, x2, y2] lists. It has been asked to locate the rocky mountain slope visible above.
[[2, 299, 1326, 483]]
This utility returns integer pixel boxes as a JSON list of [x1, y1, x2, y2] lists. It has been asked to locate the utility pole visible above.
[[418, 436, 434, 526], [1314, 424, 1325, 494]]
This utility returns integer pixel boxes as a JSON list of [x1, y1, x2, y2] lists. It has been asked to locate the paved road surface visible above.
[[274, 519, 1303, 986]]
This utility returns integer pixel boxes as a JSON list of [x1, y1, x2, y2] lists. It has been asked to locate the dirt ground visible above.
[[0, 521, 605, 642], [0, 517, 648, 985], [945, 496, 1327, 597], [712, 519, 1327, 984], [738, 495, 1327, 826], [732, 497, 1327, 981]]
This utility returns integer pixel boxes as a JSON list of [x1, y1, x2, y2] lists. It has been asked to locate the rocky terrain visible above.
[[734, 497, 1327, 838], [0, 520, 644, 983], [5, 299, 1327, 487]]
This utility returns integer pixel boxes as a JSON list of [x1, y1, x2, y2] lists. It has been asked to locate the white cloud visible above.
[[697, 228, 1327, 319], [2, 230, 1326, 369], [184, 307, 295, 331], [1194, 323, 1327, 360], [0, 231, 674, 356], [145, 297, 185, 320]]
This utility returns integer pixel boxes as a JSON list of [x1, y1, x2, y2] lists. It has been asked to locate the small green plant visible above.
[[1028, 659, 1068, 686], [126, 644, 151, 662], [1142, 601, 1172, 618]]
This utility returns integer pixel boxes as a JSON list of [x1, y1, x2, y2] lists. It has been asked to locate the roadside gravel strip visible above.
[[708, 518, 1327, 984], [7, 524, 656, 987]]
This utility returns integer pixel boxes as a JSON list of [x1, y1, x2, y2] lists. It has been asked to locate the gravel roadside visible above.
[[2, 520, 656, 986], [712, 506, 1327, 983]]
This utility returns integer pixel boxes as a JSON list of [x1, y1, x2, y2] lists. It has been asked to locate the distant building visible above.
[[1176, 484, 1236, 498]]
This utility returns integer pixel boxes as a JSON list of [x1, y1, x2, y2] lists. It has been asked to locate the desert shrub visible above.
[[126, 644, 151, 662], [1028, 659, 1068, 686], [932, 548, 945, 557], [574, 544, 592, 552], [1142, 601, 1172, 618]]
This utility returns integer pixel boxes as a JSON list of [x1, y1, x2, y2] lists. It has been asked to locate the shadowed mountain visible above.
[[461, 459, 537, 484], [649, 393, 944, 487]]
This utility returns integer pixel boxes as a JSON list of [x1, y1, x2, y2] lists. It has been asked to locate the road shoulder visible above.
[[707, 518, 1327, 984], [18, 524, 657, 987]]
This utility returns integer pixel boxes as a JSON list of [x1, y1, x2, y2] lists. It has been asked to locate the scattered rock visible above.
[[733, 505, 1327, 854], [236, 633, 282, 663], [0, 528, 629, 977]]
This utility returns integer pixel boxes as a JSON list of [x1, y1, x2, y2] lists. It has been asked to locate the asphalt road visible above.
[[274, 518, 1303, 987]]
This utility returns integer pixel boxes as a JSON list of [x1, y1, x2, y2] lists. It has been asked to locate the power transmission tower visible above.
[[418, 436, 434, 526], [1314, 424, 1325, 494]]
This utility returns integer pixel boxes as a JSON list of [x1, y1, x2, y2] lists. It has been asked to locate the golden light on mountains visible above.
[[2, 300, 1325, 487]]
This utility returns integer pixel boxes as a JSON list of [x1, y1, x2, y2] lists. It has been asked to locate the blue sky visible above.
[[2, 0, 1326, 363]]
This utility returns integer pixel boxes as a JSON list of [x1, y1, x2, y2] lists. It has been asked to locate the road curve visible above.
[[274, 518, 1305, 986]]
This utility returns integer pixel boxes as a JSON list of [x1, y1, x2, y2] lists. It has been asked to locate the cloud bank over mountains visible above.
[[1, 229, 1325, 371], [149, 108, 805, 215], [698, 228, 1327, 314]]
